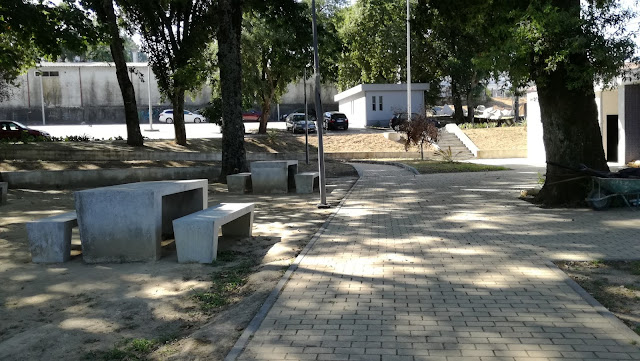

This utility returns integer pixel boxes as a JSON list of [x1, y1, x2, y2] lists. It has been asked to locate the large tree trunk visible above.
[[451, 82, 464, 124], [101, 0, 143, 147], [218, 0, 248, 179], [171, 88, 187, 146], [535, 64, 608, 206], [466, 72, 477, 124]]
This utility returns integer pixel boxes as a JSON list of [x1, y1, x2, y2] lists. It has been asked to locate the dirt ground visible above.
[[0, 130, 416, 155], [0, 174, 357, 360], [555, 261, 640, 336], [462, 126, 527, 150]]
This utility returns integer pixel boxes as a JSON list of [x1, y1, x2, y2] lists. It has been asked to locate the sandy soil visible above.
[[0, 177, 357, 360], [462, 127, 527, 150], [555, 261, 640, 336], [0, 130, 416, 155]]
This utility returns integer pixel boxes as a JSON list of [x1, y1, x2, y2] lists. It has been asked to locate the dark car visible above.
[[281, 108, 316, 121], [242, 110, 262, 122], [323, 111, 349, 130], [0, 120, 51, 140], [389, 112, 443, 131], [285, 113, 317, 134]]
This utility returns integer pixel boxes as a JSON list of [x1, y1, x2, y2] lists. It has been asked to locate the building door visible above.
[[606, 114, 618, 162]]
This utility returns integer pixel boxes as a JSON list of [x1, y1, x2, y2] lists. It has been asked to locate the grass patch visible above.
[[85, 338, 159, 361], [193, 259, 257, 312], [400, 160, 509, 174]]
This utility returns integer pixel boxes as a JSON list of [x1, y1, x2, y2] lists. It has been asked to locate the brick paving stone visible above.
[[235, 163, 640, 360]]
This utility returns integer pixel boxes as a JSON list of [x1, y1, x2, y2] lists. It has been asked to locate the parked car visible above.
[[158, 109, 206, 123], [389, 112, 443, 131], [242, 109, 262, 122], [285, 113, 316, 134], [0, 120, 51, 140], [323, 111, 349, 130], [281, 108, 316, 121]]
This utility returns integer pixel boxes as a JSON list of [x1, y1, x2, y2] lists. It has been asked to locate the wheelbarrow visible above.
[[586, 176, 640, 210], [546, 162, 640, 210]]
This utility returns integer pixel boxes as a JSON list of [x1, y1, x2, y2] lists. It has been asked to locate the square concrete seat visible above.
[[295, 172, 319, 194], [0, 182, 7, 204], [173, 203, 254, 263], [26, 211, 78, 263], [227, 173, 252, 193]]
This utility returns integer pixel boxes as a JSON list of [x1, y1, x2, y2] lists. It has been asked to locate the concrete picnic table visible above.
[[250, 160, 298, 194], [74, 179, 208, 263]]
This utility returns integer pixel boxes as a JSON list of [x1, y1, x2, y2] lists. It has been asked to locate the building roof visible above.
[[334, 83, 430, 102]]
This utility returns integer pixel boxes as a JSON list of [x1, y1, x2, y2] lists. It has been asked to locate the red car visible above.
[[242, 110, 262, 122], [0, 120, 51, 140]]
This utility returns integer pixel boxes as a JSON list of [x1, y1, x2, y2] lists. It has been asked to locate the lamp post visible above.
[[145, 63, 159, 132], [406, 0, 412, 119], [312, 0, 329, 208], [304, 67, 309, 165]]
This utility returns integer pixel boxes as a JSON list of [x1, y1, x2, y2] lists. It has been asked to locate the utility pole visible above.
[[406, 0, 412, 120], [312, 0, 329, 208], [304, 67, 309, 165], [145, 64, 158, 132]]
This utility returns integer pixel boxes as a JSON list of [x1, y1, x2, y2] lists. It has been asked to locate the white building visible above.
[[527, 78, 640, 165], [334, 83, 429, 128]]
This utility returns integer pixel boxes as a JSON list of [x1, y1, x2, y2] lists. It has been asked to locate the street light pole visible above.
[[304, 67, 309, 165], [406, 0, 412, 119], [312, 0, 329, 208], [145, 63, 159, 132]]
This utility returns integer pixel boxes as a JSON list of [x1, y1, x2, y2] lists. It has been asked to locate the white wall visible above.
[[337, 94, 366, 128], [526, 91, 546, 162], [363, 90, 424, 127]]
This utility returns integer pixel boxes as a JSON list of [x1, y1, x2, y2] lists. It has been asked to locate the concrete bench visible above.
[[0, 182, 7, 204], [173, 203, 254, 263], [26, 211, 78, 263], [295, 172, 319, 194], [227, 172, 252, 193]]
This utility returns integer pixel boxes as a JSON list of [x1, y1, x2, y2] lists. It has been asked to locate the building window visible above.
[[379, 96, 383, 111], [35, 71, 59, 77], [372, 96, 376, 111]]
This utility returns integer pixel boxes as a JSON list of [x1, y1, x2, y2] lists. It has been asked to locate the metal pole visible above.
[[39, 70, 45, 125], [145, 63, 158, 132], [406, 0, 412, 119], [304, 67, 309, 165], [312, 0, 329, 208]]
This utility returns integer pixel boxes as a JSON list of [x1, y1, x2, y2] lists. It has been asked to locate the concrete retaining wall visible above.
[[477, 149, 528, 159], [3, 167, 220, 189], [0, 149, 423, 162]]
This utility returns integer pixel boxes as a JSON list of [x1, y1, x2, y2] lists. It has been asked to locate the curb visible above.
[[223, 175, 362, 361], [545, 260, 640, 344], [347, 159, 420, 175]]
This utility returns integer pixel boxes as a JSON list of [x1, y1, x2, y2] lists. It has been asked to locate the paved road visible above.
[[37, 122, 288, 140], [236, 163, 640, 360]]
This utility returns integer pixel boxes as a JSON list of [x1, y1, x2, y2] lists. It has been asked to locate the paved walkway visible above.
[[237, 163, 640, 360]]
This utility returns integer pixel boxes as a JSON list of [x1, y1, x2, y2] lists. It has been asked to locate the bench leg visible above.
[[221, 212, 253, 237], [173, 221, 219, 263], [27, 222, 73, 263], [0, 182, 7, 205]]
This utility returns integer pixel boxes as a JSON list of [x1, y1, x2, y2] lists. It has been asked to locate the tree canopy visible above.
[[242, 1, 313, 133], [119, 0, 217, 146]]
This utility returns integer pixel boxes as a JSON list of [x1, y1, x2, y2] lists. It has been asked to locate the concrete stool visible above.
[[173, 203, 254, 263], [0, 182, 7, 204], [295, 172, 319, 194], [227, 173, 252, 193], [26, 211, 78, 263]]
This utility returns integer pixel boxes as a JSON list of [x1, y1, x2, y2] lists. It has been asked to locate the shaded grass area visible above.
[[555, 260, 640, 336], [85, 335, 176, 361], [400, 160, 509, 174]]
